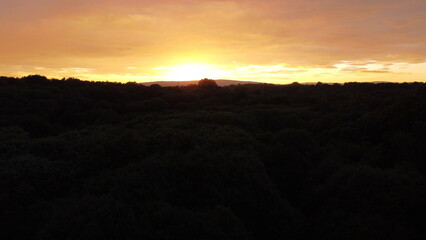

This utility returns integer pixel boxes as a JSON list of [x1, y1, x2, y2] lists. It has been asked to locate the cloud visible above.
[[1, 0, 425, 82], [359, 70, 390, 74]]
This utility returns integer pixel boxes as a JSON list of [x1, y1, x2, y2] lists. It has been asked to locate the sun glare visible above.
[[163, 64, 223, 81]]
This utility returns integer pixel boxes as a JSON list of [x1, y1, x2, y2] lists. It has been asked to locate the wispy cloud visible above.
[[1, 0, 425, 82]]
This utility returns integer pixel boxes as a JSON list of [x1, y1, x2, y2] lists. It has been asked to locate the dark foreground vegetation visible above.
[[1, 75, 426, 239]]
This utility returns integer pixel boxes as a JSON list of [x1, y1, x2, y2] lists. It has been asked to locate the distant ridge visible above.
[[141, 79, 267, 87], [140, 80, 394, 87]]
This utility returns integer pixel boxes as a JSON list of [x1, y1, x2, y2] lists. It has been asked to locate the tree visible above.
[[198, 78, 219, 88]]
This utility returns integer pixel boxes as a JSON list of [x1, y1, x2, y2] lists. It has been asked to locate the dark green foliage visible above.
[[1, 75, 426, 239]]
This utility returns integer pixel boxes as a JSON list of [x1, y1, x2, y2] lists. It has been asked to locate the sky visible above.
[[1, 0, 426, 84]]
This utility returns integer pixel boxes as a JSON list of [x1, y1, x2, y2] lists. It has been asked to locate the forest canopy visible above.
[[1, 75, 426, 239]]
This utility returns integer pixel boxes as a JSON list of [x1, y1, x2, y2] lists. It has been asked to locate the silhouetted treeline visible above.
[[1, 75, 426, 239]]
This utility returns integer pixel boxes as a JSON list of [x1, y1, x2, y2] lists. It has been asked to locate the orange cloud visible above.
[[1, 0, 425, 83]]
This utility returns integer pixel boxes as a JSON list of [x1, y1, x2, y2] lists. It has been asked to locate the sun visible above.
[[163, 64, 223, 81]]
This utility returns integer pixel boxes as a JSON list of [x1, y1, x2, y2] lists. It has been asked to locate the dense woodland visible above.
[[1, 75, 426, 239]]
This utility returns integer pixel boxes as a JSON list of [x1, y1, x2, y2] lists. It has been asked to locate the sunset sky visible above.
[[1, 0, 426, 84]]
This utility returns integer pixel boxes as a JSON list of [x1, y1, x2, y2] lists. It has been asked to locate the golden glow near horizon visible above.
[[159, 64, 227, 81], [1, 0, 426, 83]]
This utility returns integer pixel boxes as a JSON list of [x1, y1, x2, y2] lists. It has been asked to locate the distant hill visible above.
[[140, 80, 393, 87], [141, 79, 266, 87]]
